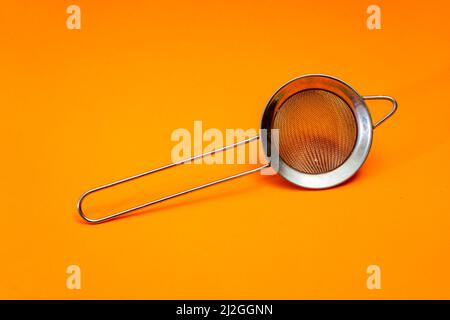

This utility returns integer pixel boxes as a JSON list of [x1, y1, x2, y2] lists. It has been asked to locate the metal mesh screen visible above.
[[273, 89, 357, 174]]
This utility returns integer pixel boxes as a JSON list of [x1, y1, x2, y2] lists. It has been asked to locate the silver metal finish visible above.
[[363, 95, 398, 128], [78, 136, 267, 224], [78, 74, 397, 223], [260, 74, 397, 189]]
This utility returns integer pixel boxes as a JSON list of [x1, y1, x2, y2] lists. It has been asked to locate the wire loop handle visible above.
[[78, 135, 268, 224], [363, 95, 398, 129]]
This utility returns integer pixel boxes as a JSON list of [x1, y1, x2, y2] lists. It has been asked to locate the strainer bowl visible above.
[[261, 74, 396, 189]]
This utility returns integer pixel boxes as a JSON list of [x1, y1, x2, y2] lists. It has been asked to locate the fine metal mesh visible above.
[[273, 89, 357, 174]]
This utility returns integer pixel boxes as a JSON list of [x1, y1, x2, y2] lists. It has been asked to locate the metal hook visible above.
[[363, 95, 398, 129], [78, 135, 269, 224]]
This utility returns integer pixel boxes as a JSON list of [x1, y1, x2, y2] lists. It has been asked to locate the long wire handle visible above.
[[77, 135, 268, 224]]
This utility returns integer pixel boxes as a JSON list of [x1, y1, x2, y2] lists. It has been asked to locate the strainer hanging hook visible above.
[[363, 95, 398, 128]]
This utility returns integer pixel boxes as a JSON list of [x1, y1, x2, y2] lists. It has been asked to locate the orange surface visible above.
[[1, 0, 450, 299]]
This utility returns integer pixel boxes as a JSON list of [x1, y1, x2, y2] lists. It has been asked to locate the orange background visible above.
[[1, 0, 450, 299]]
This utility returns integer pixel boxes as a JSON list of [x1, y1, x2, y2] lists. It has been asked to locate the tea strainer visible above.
[[78, 74, 397, 223]]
